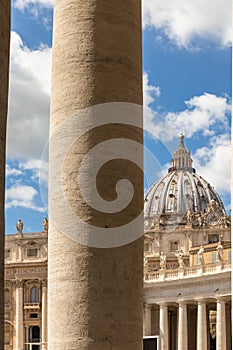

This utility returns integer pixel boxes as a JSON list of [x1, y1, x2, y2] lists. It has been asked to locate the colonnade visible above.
[[144, 298, 231, 350]]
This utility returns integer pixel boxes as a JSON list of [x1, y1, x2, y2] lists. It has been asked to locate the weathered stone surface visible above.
[[49, 1, 143, 349], [0, 0, 10, 346]]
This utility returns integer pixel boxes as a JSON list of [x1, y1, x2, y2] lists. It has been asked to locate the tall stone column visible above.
[[216, 298, 226, 350], [178, 301, 188, 350], [41, 280, 48, 350], [144, 304, 152, 336], [48, 1, 143, 349], [197, 300, 207, 350], [159, 303, 169, 350], [0, 1, 10, 347], [15, 280, 24, 350]]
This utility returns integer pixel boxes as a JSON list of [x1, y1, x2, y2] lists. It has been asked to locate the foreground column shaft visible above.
[[0, 1, 10, 347], [197, 301, 207, 350], [48, 1, 143, 349]]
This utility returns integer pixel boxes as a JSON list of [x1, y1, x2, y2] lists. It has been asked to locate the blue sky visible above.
[[6, 0, 231, 233]]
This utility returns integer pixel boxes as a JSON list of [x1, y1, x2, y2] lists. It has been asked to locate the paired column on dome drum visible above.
[[48, 1, 143, 349], [0, 1, 10, 347]]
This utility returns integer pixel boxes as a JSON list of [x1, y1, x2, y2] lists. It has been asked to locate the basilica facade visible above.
[[143, 135, 231, 350], [4, 136, 232, 350]]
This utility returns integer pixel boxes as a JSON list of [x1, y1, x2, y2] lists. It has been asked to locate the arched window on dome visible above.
[[30, 286, 39, 303]]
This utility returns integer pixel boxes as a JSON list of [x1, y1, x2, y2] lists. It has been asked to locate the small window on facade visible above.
[[27, 248, 38, 257], [5, 250, 10, 259], [30, 313, 38, 319], [170, 241, 179, 252], [228, 250, 231, 261], [30, 286, 39, 303], [211, 253, 216, 263], [208, 234, 219, 244]]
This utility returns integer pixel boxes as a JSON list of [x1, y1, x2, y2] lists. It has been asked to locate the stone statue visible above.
[[160, 252, 167, 270], [16, 219, 23, 234], [186, 208, 192, 223], [216, 241, 223, 261], [177, 249, 185, 268], [43, 217, 48, 232], [197, 245, 204, 265]]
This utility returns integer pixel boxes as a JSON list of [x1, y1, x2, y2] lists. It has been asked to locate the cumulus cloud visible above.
[[6, 184, 44, 212], [7, 31, 51, 160], [143, 72, 161, 107], [143, 0, 232, 48], [144, 89, 231, 143], [193, 134, 231, 195], [6, 165, 22, 177], [19, 159, 49, 185], [14, 0, 53, 10]]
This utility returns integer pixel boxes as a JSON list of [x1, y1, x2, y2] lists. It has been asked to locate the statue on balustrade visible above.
[[159, 252, 167, 270], [16, 218, 23, 234], [197, 245, 205, 265], [216, 241, 223, 261]]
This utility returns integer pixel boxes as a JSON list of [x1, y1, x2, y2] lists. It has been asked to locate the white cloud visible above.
[[7, 31, 51, 160], [20, 159, 49, 185], [193, 134, 231, 195], [144, 90, 231, 143], [6, 184, 45, 212], [143, 0, 232, 48], [143, 72, 161, 107], [6, 165, 22, 177], [14, 0, 53, 10]]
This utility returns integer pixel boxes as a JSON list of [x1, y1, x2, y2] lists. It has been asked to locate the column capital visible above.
[[159, 301, 169, 308], [14, 279, 24, 288], [41, 279, 48, 287], [195, 298, 207, 305]]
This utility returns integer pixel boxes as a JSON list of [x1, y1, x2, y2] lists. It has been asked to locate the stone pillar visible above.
[[41, 280, 48, 350], [159, 303, 169, 350], [0, 1, 10, 347], [48, 1, 143, 349], [197, 300, 207, 350], [178, 301, 188, 350], [216, 298, 226, 350], [15, 280, 24, 350], [144, 304, 152, 336]]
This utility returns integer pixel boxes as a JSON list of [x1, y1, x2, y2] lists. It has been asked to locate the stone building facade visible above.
[[143, 136, 231, 350], [4, 224, 48, 350], [4, 137, 232, 350]]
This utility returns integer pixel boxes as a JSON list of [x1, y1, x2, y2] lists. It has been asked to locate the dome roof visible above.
[[144, 135, 225, 220]]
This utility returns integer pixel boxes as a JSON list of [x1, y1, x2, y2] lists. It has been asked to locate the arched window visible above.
[[30, 286, 39, 303]]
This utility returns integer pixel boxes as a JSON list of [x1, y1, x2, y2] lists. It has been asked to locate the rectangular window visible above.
[[27, 248, 38, 257], [143, 336, 158, 350], [30, 313, 38, 319], [211, 252, 216, 262], [228, 250, 231, 260], [208, 234, 219, 244], [170, 241, 179, 252]]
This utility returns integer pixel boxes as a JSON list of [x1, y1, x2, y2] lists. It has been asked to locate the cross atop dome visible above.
[[169, 134, 194, 173]]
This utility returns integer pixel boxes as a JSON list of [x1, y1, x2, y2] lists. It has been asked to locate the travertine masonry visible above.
[[49, 1, 143, 349], [0, 1, 10, 347]]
